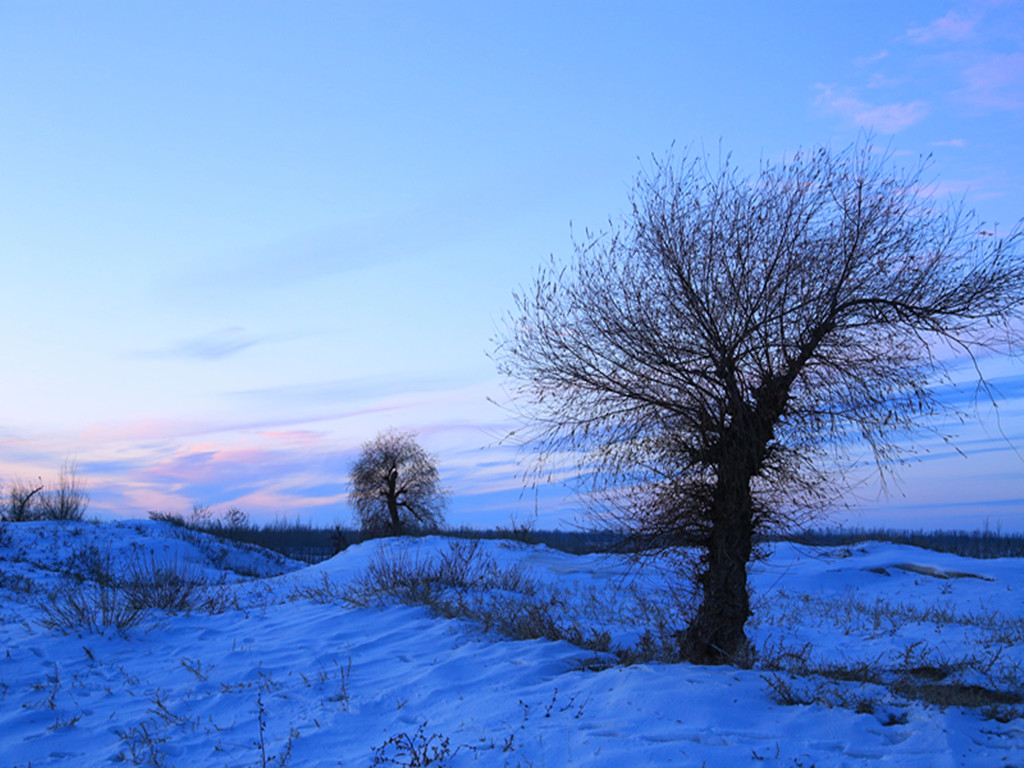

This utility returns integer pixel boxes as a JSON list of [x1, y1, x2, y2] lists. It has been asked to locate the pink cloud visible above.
[[958, 52, 1024, 110], [260, 429, 331, 447], [914, 174, 1008, 204], [815, 85, 929, 133], [92, 483, 194, 519], [227, 487, 348, 515], [855, 50, 890, 67], [77, 418, 225, 445], [0, 378, 527, 524], [907, 10, 976, 44]]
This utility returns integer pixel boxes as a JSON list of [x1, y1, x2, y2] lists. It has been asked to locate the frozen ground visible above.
[[1, 520, 1022, 767]]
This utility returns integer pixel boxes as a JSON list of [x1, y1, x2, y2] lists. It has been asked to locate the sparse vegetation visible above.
[[155, 506, 1024, 566], [2, 478, 45, 522], [147, 506, 625, 562], [37, 545, 208, 633], [40, 573, 151, 633], [754, 586, 1024, 722], [121, 553, 208, 613], [341, 539, 678, 663], [254, 692, 299, 768], [1, 462, 89, 522], [759, 638, 1024, 721], [341, 539, 572, 643], [371, 722, 459, 767]]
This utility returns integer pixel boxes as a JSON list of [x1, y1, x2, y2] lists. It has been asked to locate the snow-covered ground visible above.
[[1, 520, 1022, 767]]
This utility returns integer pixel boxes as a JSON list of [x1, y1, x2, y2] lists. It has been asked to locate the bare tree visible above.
[[495, 141, 1024, 664], [349, 429, 447, 535]]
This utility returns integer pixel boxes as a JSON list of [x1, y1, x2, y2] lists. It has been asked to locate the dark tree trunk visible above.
[[681, 398, 762, 665], [386, 466, 402, 533], [680, 369, 799, 664], [681, 468, 755, 664]]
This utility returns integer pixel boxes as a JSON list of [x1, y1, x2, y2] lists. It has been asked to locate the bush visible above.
[[37, 461, 89, 521], [1, 479, 44, 521]]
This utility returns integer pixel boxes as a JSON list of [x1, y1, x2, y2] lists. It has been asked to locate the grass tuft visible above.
[[37, 547, 210, 633]]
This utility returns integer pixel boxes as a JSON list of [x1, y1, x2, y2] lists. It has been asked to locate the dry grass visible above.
[[38, 546, 210, 633]]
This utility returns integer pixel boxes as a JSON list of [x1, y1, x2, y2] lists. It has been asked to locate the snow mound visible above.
[[0, 522, 1020, 767]]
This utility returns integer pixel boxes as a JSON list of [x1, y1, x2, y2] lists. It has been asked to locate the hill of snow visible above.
[[1, 520, 1021, 766]]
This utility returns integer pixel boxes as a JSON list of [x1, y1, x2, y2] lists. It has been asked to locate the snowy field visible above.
[[1, 520, 1022, 767]]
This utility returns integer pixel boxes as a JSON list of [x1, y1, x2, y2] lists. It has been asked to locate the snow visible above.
[[1, 520, 1022, 766]]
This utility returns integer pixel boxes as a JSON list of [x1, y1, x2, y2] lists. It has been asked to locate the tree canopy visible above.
[[349, 429, 447, 535]]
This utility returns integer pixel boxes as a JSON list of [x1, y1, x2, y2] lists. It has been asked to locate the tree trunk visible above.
[[680, 373, 794, 665], [681, 453, 756, 665], [386, 466, 402, 533]]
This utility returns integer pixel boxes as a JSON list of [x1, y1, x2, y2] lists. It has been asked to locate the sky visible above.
[[1, 0, 1022, 531]]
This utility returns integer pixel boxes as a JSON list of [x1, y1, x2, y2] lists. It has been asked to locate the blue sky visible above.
[[1, 1, 1022, 530]]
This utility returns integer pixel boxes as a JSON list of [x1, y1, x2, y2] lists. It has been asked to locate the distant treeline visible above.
[[148, 510, 622, 563], [780, 527, 1024, 560], [146, 510, 1024, 563]]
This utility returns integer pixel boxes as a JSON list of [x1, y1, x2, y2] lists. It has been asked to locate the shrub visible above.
[[37, 461, 89, 521], [2, 479, 44, 522], [371, 723, 459, 767]]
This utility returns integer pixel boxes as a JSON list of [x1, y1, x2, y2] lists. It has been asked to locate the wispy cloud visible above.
[[76, 422, 536, 524], [907, 10, 977, 44], [932, 138, 967, 147], [819, 2, 1024, 147], [77, 436, 358, 517], [918, 174, 1006, 201], [130, 327, 262, 361], [904, 5, 1024, 112], [957, 52, 1024, 110], [228, 375, 465, 408], [814, 85, 929, 133], [855, 50, 889, 68], [0, 374, 529, 524], [157, 197, 477, 306], [865, 72, 906, 90]]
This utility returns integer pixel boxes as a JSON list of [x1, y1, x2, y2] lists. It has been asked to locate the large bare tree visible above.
[[495, 141, 1023, 664], [349, 429, 447, 535]]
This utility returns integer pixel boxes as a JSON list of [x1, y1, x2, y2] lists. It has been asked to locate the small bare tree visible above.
[[496, 140, 1024, 664], [349, 429, 447, 535]]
